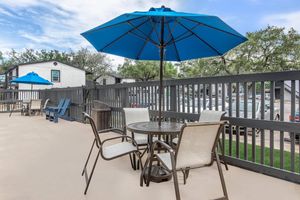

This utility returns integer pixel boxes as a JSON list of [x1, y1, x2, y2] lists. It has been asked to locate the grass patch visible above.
[[223, 140, 300, 173]]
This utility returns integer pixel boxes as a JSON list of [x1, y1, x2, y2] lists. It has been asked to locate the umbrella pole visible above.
[[31, 84, 33, 100], [158, 16, 165, 127]]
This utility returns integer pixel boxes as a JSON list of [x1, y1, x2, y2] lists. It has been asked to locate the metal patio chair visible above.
[[123, 108, 158, 169], [173, 110, 226, 144], [173, 110, 228, 183], [144, 121, 228, 200], [198, 110, 228, 171], [82, 112, 142, 195], [29, 99, 42, 116]]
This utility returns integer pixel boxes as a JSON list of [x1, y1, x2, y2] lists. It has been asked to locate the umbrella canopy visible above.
[[81, 6, 247, 61], [81, 6, 247, 125], [10, 72, 53, 85]]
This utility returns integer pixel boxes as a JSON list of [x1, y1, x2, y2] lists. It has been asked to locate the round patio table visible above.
[[127, 121, 183, 183]]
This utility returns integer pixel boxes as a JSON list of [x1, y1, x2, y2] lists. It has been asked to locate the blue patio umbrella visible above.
[[81, 6, 247, 125], [10, 72, 53, 97]]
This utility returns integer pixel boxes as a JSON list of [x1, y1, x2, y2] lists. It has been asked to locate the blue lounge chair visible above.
[[49, 98, 71, 123], [45, 98, 65, 120]]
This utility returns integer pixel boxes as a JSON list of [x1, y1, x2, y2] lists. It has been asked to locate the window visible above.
[[103, 78, 106, 85], [51, 70, 60, 82]]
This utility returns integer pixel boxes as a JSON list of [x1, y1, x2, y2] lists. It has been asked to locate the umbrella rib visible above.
[[167, 32, 193, 45], [100, 17, 149, 51], [177, 21, 223, 56], [82, 16, 145, 35], [165, 22, 200, 46], [182, 17, 246, 40], [164, 18, 180, 45], [136, 22, 156, 60], [166, 22, 181, 61], [148, 16, 161, 44], [127, 20, 158, 46], [128, 31, 156, 45]]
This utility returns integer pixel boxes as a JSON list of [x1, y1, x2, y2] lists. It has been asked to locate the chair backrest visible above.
[[58, 99, 70, 116], [23, 99, 31, 103], [175, 121, 225, 169], [56, 98, 65, 112], [30, 99, 42, 110], [43, 99, 50, 109], [123, 108, 150, 135], [199, 110, 225, 122], [83, 112, 102, 148]]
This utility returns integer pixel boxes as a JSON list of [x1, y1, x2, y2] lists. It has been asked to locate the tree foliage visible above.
[[179, 26, 300, 77], [118, 59, 177, 81], [1, 26, 300, 81], [0, 48, 112, 80]]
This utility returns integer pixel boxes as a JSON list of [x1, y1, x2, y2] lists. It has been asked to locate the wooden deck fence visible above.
[[1, 70, 300, 184]]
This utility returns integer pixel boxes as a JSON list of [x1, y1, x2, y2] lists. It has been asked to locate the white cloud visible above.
[[261, 11, 300, 32], [0, 7, 13, 16], [0, 0, 181, 65]]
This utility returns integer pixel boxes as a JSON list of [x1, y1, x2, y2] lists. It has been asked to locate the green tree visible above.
[[0, 48, 112, 80], [179, 26, 300, 77], [118, 59, 177, 81], [71, 48, 112, 80]]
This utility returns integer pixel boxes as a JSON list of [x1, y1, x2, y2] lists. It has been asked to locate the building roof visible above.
[[4, 60, 92, 74], [108, 72, 123, 79], [94, 72, 123, 81]]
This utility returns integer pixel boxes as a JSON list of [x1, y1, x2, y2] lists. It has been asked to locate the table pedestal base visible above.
[[143, 165, 172, 183]]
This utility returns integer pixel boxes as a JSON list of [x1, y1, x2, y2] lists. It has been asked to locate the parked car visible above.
[[226, 99, 280, 134], [228, 99, 280, 120], [181, 98, 228, 113]]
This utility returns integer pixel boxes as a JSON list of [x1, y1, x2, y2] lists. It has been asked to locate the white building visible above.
[[4, 60, 88, 90], [96, 72, 135, 85]]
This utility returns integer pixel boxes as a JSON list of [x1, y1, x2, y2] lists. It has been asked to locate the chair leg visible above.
[[215, 150, 229, 200], [186, 168, 190, 179], [182, 167, 190, 185], [140, 154, 151, 187], [146, 157, 154, 187], [136, 151, 143, 170], [84, 150, 100, 195], [129, 154, 134, 169], [129, 153, 139, 170], [173, 169, 181, 200], [82, 140, 96, 176], [218, 139, 229, 170], [54, 112, 58, 123], [135, 154, 140, 170]]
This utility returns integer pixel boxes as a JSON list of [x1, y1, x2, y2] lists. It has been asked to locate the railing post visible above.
[[170, 85, 177, 121], [122, 87, 129, 108]]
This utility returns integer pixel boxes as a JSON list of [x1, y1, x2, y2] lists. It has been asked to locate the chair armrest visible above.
[[102, 135, 139, 148], [149, 140, 176, 171], [152, 140, 174, 154], [187, 120, 228, 127], [97, 128, 124, 135]]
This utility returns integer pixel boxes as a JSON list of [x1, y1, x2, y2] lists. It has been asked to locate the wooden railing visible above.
[[83, 70, 300, 183], [1, 70, 299, 183]]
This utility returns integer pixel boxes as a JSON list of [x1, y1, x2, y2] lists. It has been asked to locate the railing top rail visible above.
[[88, 70, 300, 89], [0, 89, 41, 92]]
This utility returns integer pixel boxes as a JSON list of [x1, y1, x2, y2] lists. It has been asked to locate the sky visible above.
[[0, 0, 300, 66]]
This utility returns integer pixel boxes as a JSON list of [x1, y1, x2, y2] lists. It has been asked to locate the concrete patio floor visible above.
[[0, 113, 299, 200]]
